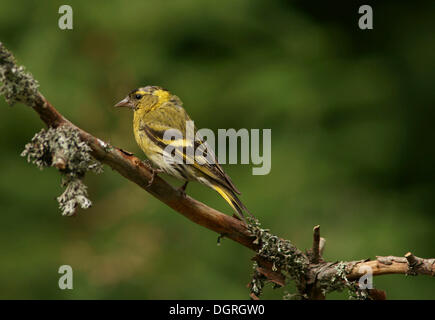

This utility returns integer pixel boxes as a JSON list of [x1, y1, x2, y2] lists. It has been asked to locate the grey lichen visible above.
[[319, 262, 369, 300], [21, 125, 103, 216], [249, 262, 266, 299], [0, 42, 39, 107], [318, 262, 349, 295], [57, 177, 92, 217], [247, 217, 309, 299], [247, 219, 370, 300], [283, 292, 304, 300]]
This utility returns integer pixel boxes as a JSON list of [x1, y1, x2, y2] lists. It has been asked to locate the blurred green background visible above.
[[0, 1, 434, 299]]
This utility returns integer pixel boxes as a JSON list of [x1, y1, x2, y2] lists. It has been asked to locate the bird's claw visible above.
[[146, 166, 163, 187]]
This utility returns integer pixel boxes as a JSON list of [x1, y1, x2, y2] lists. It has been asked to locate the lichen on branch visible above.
[[318, 261, 369, 299], [247, 219, 373, 300], [247, 218, 309, 299], [0, 42, 39, 107], [57, 178, 92, 217], [21, 125, 103, 216]]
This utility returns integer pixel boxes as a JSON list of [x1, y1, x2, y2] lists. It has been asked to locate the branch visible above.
[[1, 42, 434, 299], [311, 225, 321, 264], [346, 254, 435, 279]]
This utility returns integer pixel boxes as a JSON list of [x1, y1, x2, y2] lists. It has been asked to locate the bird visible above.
[[115, 85, 251, 222]]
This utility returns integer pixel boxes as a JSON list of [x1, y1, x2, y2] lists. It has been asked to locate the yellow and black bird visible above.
[[115, 86, 250, 222]]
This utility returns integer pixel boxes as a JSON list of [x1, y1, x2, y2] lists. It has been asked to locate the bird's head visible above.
[[114, 85, 172, 111]]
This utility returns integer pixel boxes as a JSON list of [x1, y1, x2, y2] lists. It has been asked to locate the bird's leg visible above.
[[178, 181, 189, 197], [142, 160, 163, 187], [147, 167, 163, 187]]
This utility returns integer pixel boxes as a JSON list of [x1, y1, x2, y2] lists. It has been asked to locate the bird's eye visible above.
[[135, 94, 143, 100]]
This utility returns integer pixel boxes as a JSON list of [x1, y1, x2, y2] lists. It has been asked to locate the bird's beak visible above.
[[114, 96, 134, 108]]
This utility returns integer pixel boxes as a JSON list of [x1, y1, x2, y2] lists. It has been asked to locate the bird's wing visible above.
[[141, 102, 241, 194]]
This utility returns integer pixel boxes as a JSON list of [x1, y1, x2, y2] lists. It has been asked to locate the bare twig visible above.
[[346, 254, 435, 279], [319, 237, 326, 256], [312, 225, 321, 264]]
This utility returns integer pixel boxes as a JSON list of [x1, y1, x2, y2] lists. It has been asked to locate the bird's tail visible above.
[[211, 184, 252, 223]]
